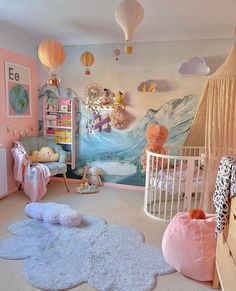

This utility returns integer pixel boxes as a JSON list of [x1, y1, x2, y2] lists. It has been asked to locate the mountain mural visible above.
[[39, 85, 200, 186]]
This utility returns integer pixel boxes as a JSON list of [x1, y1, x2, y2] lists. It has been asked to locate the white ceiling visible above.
[[0, 0, 235, 46]]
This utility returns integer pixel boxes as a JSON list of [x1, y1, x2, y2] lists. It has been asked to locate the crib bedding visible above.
[[150, 167, 203, 193]]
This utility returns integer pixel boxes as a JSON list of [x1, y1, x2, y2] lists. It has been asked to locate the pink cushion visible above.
[[162, 212, 216, 281]]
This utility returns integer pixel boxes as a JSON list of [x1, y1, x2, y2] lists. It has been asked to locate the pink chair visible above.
[[162, 212, 216, 281]]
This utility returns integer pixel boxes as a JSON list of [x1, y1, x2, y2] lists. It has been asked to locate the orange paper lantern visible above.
[[38, 39, 65, 69], [81, 51, 95, 75]]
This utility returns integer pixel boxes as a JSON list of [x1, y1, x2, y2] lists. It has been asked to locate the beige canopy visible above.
[[185, 42, 236, 212]]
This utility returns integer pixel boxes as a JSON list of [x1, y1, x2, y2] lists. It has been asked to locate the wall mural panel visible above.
[[39, 85, 199, 186]]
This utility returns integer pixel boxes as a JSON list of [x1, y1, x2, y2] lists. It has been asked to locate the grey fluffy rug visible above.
[[0, 216, 174, 291]]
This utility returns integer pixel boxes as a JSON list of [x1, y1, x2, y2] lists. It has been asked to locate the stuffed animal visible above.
[[79, 165, 90, 185], [89, 167, 102, 186], [29, 147, 59, 163], [99, 88, 114, 105], [140, 124, 168, 171], [25, 202, 82, 227], [115, 91, 124, 104]]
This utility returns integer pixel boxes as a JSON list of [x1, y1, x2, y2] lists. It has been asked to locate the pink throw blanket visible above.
[[11, 142, 51, 201]]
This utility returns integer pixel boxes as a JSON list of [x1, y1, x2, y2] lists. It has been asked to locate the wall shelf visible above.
[[85, 103, 125, 110]]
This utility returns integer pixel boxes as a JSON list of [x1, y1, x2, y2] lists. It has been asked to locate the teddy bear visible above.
[[140, 124, 169, 171], [29, 147, 59, 163]]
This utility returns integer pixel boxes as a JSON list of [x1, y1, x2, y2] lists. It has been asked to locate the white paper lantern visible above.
[[115, 0, 144, 42]]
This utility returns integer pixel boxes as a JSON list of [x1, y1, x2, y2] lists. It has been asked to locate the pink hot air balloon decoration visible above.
[[114, 49, 120, 61]]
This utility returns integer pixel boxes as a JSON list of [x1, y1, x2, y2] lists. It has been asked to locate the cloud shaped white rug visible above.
[[0, 216, 175, 291]]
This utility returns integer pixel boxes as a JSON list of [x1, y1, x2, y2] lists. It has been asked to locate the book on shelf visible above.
[[46, 129, 55, 135], [45, 112, 71, 127], [45, 113, 56, 126], [54, 130, 72, 143], [46, 98, 71, 113]]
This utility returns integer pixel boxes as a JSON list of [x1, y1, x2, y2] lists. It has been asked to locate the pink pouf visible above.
[[162, 212, 216, 281]]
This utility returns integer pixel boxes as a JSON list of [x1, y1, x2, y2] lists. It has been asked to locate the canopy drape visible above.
[[185, 43, 236, 212]]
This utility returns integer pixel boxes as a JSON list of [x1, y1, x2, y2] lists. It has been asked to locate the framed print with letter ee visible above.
[[5, 61, 31, 117]]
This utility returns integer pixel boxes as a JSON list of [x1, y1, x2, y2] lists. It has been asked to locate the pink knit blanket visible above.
[[11, 142, 51, 201]]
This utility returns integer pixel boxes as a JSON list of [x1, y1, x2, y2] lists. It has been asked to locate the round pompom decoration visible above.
[[189, 208, 206, 220]]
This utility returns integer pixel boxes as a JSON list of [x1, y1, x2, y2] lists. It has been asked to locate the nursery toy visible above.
[[110, 106, 128, 129], [79, 165, 90, 185], [76, 165, 99, 194], [76, 184, 98, 194], [29, 147, 59, 163], [189, 208, 206, 220], [115, 91, 124, 104], [140, 124, 168, 171], [25, 202, 82, 227], [99, 88, 114, 105], [89, 167, 102, 186]]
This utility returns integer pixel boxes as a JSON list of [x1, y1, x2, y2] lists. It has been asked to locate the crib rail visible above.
[[144, 146, 204, 221]]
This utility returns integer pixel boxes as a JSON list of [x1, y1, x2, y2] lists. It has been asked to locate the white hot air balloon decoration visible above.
[[115, 0, 144, 54]]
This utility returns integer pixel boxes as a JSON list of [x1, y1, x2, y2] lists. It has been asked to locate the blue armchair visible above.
[[19, 136, 70, 192]]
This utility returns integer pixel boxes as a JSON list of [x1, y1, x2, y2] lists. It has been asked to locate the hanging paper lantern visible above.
[[115, 0, 144, 54], [125, 46, 133, 55], [38, 39, 65, 85], [114, 48, 120, 61], [81, 51, 95, 75], [38, 39, 65, 69]]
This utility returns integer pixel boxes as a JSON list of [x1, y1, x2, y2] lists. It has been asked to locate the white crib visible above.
[[144, 146, 205, 221]]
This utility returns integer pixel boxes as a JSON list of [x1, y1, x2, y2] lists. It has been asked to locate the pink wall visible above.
[[0, 48, 38, 194]]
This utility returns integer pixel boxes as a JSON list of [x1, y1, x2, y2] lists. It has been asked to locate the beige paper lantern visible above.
[[115, 0, 144, 54]]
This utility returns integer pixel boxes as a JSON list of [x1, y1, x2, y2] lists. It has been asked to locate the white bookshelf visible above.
[[43, 96, 77, 170]]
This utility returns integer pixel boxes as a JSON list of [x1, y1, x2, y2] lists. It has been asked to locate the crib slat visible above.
[[184, 158, 195, 211], [170, 159, 177, 219], [194, 159, 201, 208], [152, 156, 159, 215], [150, 155, 155, 214], [177, 159, 183, 213], [144, 151, 151, 213], [158, 157, 164, 219], [164, 158, 170, 220]]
